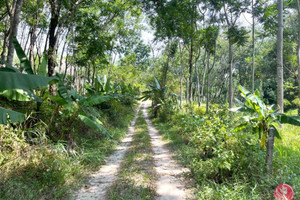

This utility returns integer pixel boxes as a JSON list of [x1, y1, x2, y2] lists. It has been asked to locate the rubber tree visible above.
[[6, 0, 24, 65], [48, 0, 86, 94], [219, 0, 250, 108], [141, 0, 201, 104], [277, 0, 284, 112]]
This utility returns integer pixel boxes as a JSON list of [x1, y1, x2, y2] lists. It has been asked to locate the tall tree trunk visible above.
[[297, 0, 300, 115], [179, 43, 184, 107], [59, 30, 69, 73], [186, 77, 189, 105], [161, 57, 169, 90], [1, 20, 9, 60], [92, 64, 96, 87], [277, 0, 284, 112], [48, 0, 62, 94], [7, 0, 24, 65], [228, 40, 233, 108], [201, 51, 207, 103], [206, 43, 217, 113], [188, 41, 193, 104], [195, 59, 201, 106], [29, 27, 36, 71], [251, 0, 255, 93]]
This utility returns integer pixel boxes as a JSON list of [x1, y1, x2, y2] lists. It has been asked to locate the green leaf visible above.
[[104, 77, 111, 92], [12, 37, 33, 74], [79, 95, 113, 106], [269, 125, 281, 139], [276, 114, 300, 126], [49, 95, 70, 107], [0, 71, 56, 92], [238, 85, 250, 97], [37, 54, 48, 76], [69, 89, 84, 101], [56, 76, 73, 105], [0, 107, 25, 124], [154, 78, 161, 90], [80, 106, 102, 119], [233, 123, 249, 132], [0, 89, 42, 102], [78, 115, 111, 137]]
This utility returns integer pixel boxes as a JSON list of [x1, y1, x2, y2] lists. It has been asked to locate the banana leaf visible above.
[[37, 54, 48, 76], [0, 71, 56, 92], [0, 107, 25, 124], [276, 114, 300, 126], [78, 115, 111, 138], [0, 89, 42, 102], [13, 37, 33, 74], [79, 94, 113, 106]]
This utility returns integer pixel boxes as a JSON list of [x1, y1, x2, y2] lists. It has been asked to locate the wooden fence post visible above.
[[266, 127, 275, 175]]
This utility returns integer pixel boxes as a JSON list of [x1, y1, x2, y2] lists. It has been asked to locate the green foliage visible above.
[[0, 107, 25, 124], [225, 25, 249, 46], [0, 72, 55, 92], [153, 103, 300, 199], [231, 85, 300, 147], [12, 37, 34, 74], [0, 102, 136, 199]]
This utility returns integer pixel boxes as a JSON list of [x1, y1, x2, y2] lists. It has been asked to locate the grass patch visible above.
[[0, 102, 137, 200], [107, 111, 157, 200]]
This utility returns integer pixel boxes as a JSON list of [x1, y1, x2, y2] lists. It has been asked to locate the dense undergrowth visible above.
[[0, 99, 137, 200], [152, 104, 300, 200]]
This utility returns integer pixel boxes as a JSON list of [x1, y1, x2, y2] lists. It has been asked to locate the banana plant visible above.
[[0, 38, 56, 124], [230, 85, 300, 147], [51, 75, 112, 137], [141, 78, 168, 117]]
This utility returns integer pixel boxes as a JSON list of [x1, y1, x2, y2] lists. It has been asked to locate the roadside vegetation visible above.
[[151, 100, 300, 199], [0, 97, 137, 200]]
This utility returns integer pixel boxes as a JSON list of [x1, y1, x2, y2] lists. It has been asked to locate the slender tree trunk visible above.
[[206, 42, 217, 112], [188, 42, 193, 104], [161, 57, 169, 90], [297, 0, 300, 115], [228, 40, 233, 108], [1, 21, 9, 60], [195, 59, 201, 106], [59, 30, 69, 73], [277, 0, 284, 112], [29, 27, 36, 72], [92, 64, 96, 87], [7, 0, 24, 65], [179, 44, 184, 107], [201, 51, 207, 103], [186, 77, 189, 105], [252, 0, 255, 93]]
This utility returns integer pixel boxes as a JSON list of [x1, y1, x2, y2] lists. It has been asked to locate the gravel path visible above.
[[74, 102, 192, 199], [74, 104, 141, 200], [142, 101, 192, 200]]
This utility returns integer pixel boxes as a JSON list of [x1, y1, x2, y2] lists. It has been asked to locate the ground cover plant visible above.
[[151, 101, 300, 199]]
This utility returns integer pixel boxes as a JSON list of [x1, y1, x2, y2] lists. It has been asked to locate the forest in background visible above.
[[1, 0, 300, 199]]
